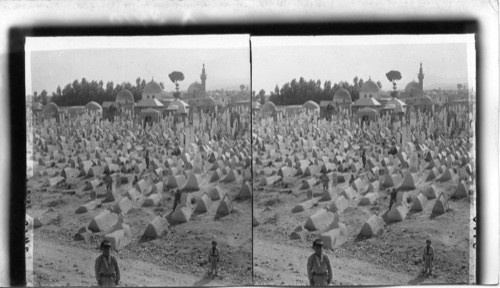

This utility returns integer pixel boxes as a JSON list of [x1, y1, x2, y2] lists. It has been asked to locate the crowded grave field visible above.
[[252, 106, 474, 285], [27, 107, 253, 286]]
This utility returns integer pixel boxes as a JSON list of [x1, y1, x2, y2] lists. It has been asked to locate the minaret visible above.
[[200, 63, 207, 92], [418, 62, 424, 91]]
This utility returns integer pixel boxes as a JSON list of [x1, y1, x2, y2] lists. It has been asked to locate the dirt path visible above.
[[253, 237, 426, 286], [33, 240, 229, 287]]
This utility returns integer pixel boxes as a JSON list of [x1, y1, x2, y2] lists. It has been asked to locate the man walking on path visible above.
[[95, 240, 120, 287], [307, 239, 332, 286], [208, 241, 220, 277], [422, 239, 435, 276]]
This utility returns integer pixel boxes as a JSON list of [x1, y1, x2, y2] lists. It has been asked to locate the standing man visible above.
[[321, 171, 329, 192], [307, 239, 332, 286], [388, 188, 398, 211], [104, 172, 113, 193], [349, 174, 355, 186], [172, 189, 182, 212], [145, 151, 150, 169], [95, 240, 120, 287], [208, 241, 220, 278], [361, 150, 367, 168], [422, 239, 435, 276]]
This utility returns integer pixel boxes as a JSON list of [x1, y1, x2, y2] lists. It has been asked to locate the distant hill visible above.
[[424, 74, 470, 90], [207, 76, 250, 91]]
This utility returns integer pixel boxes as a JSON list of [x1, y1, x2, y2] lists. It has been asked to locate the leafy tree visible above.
[[258, 89, 266, 105], [48, 77, 145, 107], [168, 71, 185, 93], [457, 83, 463, 90], [40, 90, 48, 105], [240, 84, 245, 92], [386, 70, 402, 97]]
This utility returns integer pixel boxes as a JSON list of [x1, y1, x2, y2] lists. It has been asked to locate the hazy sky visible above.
[[26, 35, 474, 95], [26, 35, 250, 94], [252, 35, 474, 93]]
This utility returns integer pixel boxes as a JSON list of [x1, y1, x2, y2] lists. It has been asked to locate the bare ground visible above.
[[28, 166, 252, 286], [253, 163, 470, 286]]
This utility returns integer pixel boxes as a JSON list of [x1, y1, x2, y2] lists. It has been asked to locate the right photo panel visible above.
[[251, 35, 476, 286]]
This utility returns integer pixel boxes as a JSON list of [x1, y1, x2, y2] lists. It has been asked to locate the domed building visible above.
[[184, 64, 208, 99], [108, 88, 136, 111], [399, 63, 433, 112], [352, 79, 383, 113], [142, 79, 163, 99], [165, 99, 190, 122], [260, 101, 277, 117], [116, 88, 135, 104], [42, 102, 59, 120], [136, 79, 165, 113], [84, 101, 103, 115], [302, 100, 320, 113], [186, 82, 205, 98], [383, 98, 407, 112], [359, 78, 381, 100], [404, 81, 422, 95], [333, 88, 352, 104]]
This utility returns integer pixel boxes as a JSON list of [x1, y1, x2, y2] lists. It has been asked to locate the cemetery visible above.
[[26, 102, 253, 286], [252, 100, 474, 285]]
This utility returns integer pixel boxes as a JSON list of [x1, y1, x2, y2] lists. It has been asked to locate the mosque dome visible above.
[[84, 101, 102, 112], [302, 100, 320, 112], [42, 102, 59, 114], [187, 81, 205, 97], [360, 79, 380, 94], [405, 81, 421, 93], [333, 88, 352, 102], [143, 79, 163, 95], [116, 88, 135, 104], [261, 101, 277, 115]]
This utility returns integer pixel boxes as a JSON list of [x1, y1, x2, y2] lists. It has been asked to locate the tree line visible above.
[[266, 76, 382, 106], [33, 77, 151, 107]]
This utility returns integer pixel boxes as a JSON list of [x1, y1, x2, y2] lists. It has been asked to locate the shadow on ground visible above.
[[192, 275, 213, 286], [407, 274, 427, 285]]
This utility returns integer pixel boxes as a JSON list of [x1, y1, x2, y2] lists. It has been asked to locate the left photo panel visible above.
[[25, 35, 252, 286]]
